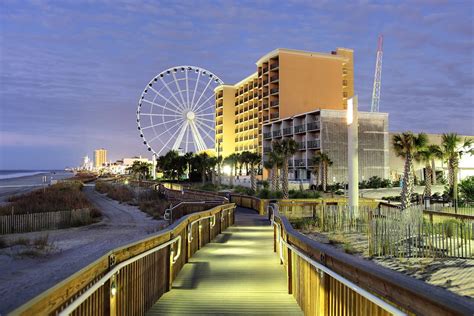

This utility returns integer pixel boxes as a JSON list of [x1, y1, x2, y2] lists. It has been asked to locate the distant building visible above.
[[94, 148, 107, 169], [262, 109, 389, 184], [81, 155, 93, 171], [107, 156, 151, 174]]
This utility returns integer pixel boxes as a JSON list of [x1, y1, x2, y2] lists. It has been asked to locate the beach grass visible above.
[[0, 181, 97, 216]]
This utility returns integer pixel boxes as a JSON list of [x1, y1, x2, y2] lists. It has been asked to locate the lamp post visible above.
[[347, 96, 359, 214], [151, 153, 157, 180]]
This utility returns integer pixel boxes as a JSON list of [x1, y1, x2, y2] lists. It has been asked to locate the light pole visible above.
[[347, 96, 359, 214], [151, 153, 157, 180]]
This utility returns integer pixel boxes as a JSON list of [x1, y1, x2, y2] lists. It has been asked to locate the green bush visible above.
[[459, 176, 474, 202], [288, 190, 321, 199], [359, 176, 392, 189], [257, 189, 284, 199]]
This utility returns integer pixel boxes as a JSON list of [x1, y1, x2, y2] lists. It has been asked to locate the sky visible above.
[[0, 0, 473, 169]]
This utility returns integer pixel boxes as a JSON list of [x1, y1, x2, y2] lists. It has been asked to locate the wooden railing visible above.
[[269, 203, 474, 315], [12, 204, 236, 315], [229, 194, 268, 215]]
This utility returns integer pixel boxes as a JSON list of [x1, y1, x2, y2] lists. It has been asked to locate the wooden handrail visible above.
[[270, 203, 474, 315], [12, 203, 236, 315]]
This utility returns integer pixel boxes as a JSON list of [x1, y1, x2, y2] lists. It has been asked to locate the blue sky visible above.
[[0, 0, 473, 169]]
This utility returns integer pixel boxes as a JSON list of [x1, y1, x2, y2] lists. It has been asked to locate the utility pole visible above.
[[347, 96, 359, 214]]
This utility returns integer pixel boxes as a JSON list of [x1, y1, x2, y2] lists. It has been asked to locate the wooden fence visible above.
[[12, 203, 235, 316], [0, 209, 92, 235]]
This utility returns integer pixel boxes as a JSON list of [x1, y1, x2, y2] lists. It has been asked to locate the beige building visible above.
[[389, 133, 474, 183], [215, 47, 354, 159], [94, 148, 107, 169]]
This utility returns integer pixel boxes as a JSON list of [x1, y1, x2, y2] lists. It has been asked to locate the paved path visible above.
[[147, 207, 302, 315]]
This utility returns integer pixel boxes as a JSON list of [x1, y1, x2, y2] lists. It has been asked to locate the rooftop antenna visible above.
[[371, 35, 383, 112]]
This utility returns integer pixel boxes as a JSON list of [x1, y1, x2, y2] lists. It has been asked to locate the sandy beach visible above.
[[0, 171, 73, 204]]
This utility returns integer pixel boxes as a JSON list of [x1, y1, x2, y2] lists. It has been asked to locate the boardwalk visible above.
[[148, 207, 303, 315]]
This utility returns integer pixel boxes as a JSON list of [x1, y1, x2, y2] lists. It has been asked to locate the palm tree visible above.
[[223, 154, 238, 187], [319, 153, 333, 192], [263, 160, 274, 190], [392, 132, 428, 209], [273, 139, 298, 199], [416, 144, 442, 198], [440, 133, 474, 207], [192, 153, 212, 184], [311, 154, 321, 190], [265, 151, 282, 191], [247, 152, 261, 192], [216, 156, 223, 186], [183, 152, 194, 179]]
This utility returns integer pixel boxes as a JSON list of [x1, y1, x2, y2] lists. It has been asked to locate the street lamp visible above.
[[347, 96, 359, 214]]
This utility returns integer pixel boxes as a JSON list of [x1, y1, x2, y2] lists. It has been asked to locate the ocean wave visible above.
[[0, 171, 49, 180]]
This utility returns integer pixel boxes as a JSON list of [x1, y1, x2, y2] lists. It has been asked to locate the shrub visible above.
[[442, 219, 460, 238], [288, 190, 321, 199], [96, 181, 134, 202], [459, 176, 474, 202], [137, 190, 170, 219]]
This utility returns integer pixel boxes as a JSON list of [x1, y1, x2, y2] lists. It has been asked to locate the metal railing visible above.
[[164, 201, 224, 223]]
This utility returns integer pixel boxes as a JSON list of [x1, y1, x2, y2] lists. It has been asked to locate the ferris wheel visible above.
[[137, 66, 224, 156]]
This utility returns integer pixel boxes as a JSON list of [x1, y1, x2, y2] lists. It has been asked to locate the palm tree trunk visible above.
[[453, 158, 459, 212], [275, 168, 280, 191], [282, 161, 289, 199], [321, 163, 327, 192], [230, 166, 234, 187], [271, 166, 277, 191], [217, 165, 221, 186], [201, 171, 206, 184], [424, 164, 432, 198], [251, 166, 256, 192], [431, 159, 436, 185], [400, 154, 414, 209]]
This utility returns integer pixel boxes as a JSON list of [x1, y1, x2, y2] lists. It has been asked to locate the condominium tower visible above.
[[94, 148, 107, 169], [214, 47, 354, 159]]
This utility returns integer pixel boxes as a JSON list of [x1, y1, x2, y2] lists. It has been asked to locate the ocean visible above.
[[0, 170, 60, 180]]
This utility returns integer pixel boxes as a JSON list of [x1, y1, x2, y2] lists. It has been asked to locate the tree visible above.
[[247, 152, 261, 192], [216, 155, 223, 186], [156, 151, 187, 180], [239, 151, 252, 176], [392, 132, 428, 209], [273, 139, 298, 199], [318, 153, 333, 192], [416, 144, 442, 198], [223, 154, 238, 187], [127, 161, 152, 182], [311, 154, 321, 190], [192, 153, 212, 184], [440, 133, 474, 207], [264, 151, 282, 192], [459, 176, 474, 202]]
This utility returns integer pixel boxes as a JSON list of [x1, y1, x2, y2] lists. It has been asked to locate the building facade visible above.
[[263, 109, 389, 184], [94, 148, 107, 169], [215, 47, 354, 159]]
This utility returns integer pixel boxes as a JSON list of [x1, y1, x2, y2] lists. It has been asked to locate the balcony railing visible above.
[[273, 130, 282, 137], [216, 111, 223, 117], [270, 76, 279, 82], [270, 63, 279, 70], [297, 142, 306, 150], [294, 124, 306, 133], [263, 115, 269, 121], [294, 159, 305, 167], [262, 67, 268, 73], [270, 88, 279, 94], [282, 127, 292, 135], [270, 112, 279, 120], [307, 121, 320, 131], [263, 80, 269, 85], [307, 140, 320, 149], [263, 147, 272, 153], [287, 159, 294, 167], [217, 91, 223, 98], [263, 103, 269, 109], [270, 100, 279, 107], [263, 91, 269, 97], [307, 159, 314, 167]]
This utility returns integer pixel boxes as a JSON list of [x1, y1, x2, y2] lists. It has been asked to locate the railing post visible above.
[[109, 274, 117, 316], [319, 270, 329, 316], [168, 245, 174, 291], [273, 224, 277, 253], [287, 239, 293, 294]]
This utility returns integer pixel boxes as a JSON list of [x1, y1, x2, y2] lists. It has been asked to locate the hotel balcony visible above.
[[307, 159, 314, 167], [288, 159, 294, 167], [263, 91, 269, 97], [294, 124, 306, 134], [262, 67, 268, 73], [306, 121, 320, 131], [263, 115, 269, 121], [270, 88, 279, 95], [270, 112, 279, 120], [270, 62, 279, 70], [262, 102, 269, 109], [270, 75, 279, 82], [294, 159, 306, 167], [270, 100, 279, 107], [307, 139, 321, 149], [263, 147, 272, 153], [263, 79, 269, 85], [297, 141, 306, 150], [216, 110, 223, 117], [282, 127, 292, 136], [272, 130, 282, 138], [217, 91, 223, 98]]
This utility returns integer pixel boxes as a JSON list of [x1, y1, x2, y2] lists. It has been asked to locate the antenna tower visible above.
[[371, 35, 383, 112]]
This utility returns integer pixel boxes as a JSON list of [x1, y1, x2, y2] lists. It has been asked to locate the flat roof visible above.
[[256, 48, 352, 66]]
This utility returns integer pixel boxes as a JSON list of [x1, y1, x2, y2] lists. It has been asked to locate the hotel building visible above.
[[94, 148, 107, 169], [215, 48, 354, 158]]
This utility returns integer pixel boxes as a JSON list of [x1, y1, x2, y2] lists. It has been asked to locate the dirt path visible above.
[[0, 187, 166, 314]]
